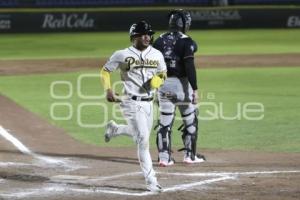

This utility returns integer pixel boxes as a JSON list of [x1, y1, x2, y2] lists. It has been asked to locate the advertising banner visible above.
[[0, 8, 299, 33]]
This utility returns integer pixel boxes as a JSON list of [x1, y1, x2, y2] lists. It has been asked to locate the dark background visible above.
[[0, 0, 300, 33]]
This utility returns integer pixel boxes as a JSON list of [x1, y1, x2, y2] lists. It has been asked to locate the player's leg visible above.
[[132, 101, 162, 192], [178, 103, 205, 163], [177, 79, 205, 164], [156, 94, 175, 167], [104, 121, 133, 142], [104, 99, 134, 142]]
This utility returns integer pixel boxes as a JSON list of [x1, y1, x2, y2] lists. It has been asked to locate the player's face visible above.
[[133, 34, 151, 50]]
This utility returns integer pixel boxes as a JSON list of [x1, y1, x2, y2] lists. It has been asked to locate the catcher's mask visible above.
[[168, 9, 192, 33], [129, 20, 155, 42]]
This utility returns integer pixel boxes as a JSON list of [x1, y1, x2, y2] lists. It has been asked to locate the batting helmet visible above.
[[168, 9, 192, 33], [129, 20, 155, 41]]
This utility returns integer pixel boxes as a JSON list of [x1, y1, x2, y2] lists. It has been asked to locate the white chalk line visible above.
[[51, 171, 142, 183], [49, 170, 300, 193], [162, 170, 300, 177], [1, 170, 300, 198], [0, 175, 234, 198], [0, 162, 34, 167], [163, 175, 234, 192], [0, 188, 42, 199], [0, 125, 87, 171], [0, 184, 157, 199], [0, 161, 87, 172], [0, 126, 31, 154], [68, 176, 234, 196]]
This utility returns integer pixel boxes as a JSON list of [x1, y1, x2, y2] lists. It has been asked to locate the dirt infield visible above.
[[1, 53, 300, 75], [1, 54, 300, 199]]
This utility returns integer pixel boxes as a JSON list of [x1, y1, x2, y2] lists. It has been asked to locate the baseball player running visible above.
[[153, 9, 205, 167], [100, 21, 167, 192]]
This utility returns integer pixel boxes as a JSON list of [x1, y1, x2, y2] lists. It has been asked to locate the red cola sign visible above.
[[42, 13, 94, 29]]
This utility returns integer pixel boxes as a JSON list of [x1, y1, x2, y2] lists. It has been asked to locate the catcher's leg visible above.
[[156, 94, 176, 167], [178, 103, 205, 163]]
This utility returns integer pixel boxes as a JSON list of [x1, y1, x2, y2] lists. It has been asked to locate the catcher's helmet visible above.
[[129, 20, 155, 41], [168, 9, 192, 33]]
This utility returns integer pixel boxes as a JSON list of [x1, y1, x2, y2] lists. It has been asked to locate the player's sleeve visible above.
[[157, 51, 167, 73], [183, 38, 197, 59], [183, 39, 198, 90], [103, 50, 122, 72]]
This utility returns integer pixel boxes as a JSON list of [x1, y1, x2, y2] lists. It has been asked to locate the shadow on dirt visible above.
[[0, 150, 140, 165]]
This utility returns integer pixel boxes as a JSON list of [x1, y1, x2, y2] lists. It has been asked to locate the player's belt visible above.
[[131, 96, 153, 101]]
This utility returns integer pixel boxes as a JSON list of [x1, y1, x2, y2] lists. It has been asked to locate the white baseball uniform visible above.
[[103, 45, 166, 186]]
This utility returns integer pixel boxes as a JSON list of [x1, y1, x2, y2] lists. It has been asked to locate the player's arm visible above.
[[100, 67, 111, 91], [184, 58, 198, 104], [184, 58, 197, 90], [100, 51, 122, 102], [184, 39, 198, 104], [100, 67, 113, 102], [100, 67, 120, 102]]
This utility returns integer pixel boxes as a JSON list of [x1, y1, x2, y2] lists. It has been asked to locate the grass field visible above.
[[0, 67, 300, 152], [1, 29, 300, 152], [1, 29, 300, 60]]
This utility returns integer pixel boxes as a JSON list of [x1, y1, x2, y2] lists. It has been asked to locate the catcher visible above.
[[153, 9, 206, 167]]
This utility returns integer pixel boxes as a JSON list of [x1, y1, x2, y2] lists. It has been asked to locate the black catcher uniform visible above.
[[153, 9, 205, 166]]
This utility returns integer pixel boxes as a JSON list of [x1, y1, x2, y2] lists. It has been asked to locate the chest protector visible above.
[[161, 32, 180, 69]]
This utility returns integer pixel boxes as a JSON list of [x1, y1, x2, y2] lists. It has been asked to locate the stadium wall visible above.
[[0, 7, 300, 33]]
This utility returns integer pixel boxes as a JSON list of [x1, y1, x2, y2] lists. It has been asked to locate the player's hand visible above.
[[106, 89, 121, 102], [192, 90, 199, 105]]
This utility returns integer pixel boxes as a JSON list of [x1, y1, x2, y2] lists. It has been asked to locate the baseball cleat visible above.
[[158, 158, 175, 167], [104, 120, 116, 143], [146, 183, 163, 193], [183, 154, 206, 164]]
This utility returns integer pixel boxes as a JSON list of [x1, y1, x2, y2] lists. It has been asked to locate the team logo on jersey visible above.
[[190, 45, 194, 52], [125, 56, 159, 70]]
